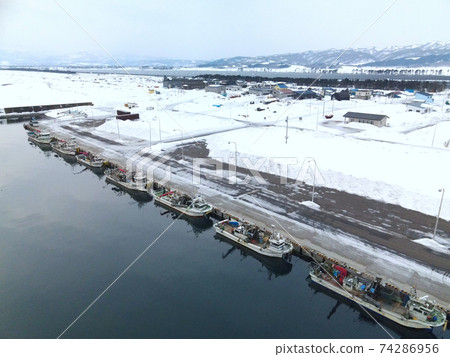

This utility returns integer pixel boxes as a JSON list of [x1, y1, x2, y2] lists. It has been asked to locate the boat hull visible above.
[[106, 175, 149, 195], [214, 225, 291, 259], [309, 273, 439, 330], [51, 145, 76, 157], [155, 196, 212, 218], [76, 156, 104, 169], [28, 136, 52, 145]]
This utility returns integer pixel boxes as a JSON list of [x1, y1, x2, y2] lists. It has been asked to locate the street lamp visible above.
[[116, 118, 121, 139], [228, 141, 237, 169], [432, 188, 445, 240], [155, 116, 161, 142], [147, 121, 152, 147], [285, 116, 289, 144], [308, 158, 317, 203], [315, 107, 319, 132], [173, 129, 183, 160]]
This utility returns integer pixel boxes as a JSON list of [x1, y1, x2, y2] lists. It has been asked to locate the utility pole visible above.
[[432, 188, 445, 240], [116, 119, 120, 139], [285, 116, 289, 144], [148, 121, 152, 147], [309, 159, 317, 203]]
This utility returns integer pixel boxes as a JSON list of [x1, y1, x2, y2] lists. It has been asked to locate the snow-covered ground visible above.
[[2, 69, 450, 226]]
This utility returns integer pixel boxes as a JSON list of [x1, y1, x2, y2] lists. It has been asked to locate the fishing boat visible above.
[[214, 233, 292, 277], [308, 261, 447, 330], [154, 190, 213, 217], [214, 219, 293, 260], [50, 138, 77, 156], [76, 151, 104, 169], [105, 168, 149, 195], [27, 131, 53, 145], [23, 119, 40, 131]]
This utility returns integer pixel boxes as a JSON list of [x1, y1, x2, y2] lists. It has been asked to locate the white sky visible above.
[[0, 0, 449, 60]]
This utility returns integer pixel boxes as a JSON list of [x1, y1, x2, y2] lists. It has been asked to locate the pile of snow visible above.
[[299, 200, 321, 210], [414, 238, 450, 255]]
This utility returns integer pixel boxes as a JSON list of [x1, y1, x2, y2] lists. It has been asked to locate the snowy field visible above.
[[1, 69, 450, 228]]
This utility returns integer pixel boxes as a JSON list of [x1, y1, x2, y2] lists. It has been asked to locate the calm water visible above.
[[0, 123, 448, 339]]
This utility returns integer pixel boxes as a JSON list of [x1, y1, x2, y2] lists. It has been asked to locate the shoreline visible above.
[[29, 117, 450, 311]]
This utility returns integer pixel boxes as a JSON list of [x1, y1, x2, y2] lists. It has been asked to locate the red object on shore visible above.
[[333, 264, 348, 284]]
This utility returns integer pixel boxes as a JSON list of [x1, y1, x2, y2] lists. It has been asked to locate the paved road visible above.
[[146, 141, 450, 273]]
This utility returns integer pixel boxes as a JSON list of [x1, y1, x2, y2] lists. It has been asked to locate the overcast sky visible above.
[[1, 0, 449, 60]]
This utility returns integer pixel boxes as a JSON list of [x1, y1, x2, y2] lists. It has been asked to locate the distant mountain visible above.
[[199, 42, 450, 69], [0, 50, 206, 68], [1, 42, 449, 69]]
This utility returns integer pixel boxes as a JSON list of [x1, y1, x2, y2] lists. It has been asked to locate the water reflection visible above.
[[213, 233, 292, 279], [105, 181, 153, 204], [307, 279, 441, 339], [28, 141, 52, 155], [154, 201, 213, 226], [78, 164, 105, 178], [157, 205, 214, 237], [52, 152, 77, 165]]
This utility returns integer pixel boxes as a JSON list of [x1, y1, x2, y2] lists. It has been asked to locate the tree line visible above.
[[198, 74, 448, 92]]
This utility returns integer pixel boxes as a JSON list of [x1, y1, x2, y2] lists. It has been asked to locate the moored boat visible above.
[[154, 190, 213, 217], [50, 138, 77, 156], [23, 118, 40, 131], [105, 168, 149, 195], [214, 219, 293, 259], [308, 261, 447, 330], [27, 131, 53, 145], [76, 151, 104, 169]]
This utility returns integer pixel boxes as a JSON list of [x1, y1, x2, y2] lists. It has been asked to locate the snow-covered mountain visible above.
[[1, 42, 449, 69], [200, 42, 450, 69], [0, 50, 206, 68]]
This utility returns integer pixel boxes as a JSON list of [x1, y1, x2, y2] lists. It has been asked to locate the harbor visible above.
[[0, 121, 447, 339], [12, 117, 450, 335], [1, 68, 450, 339]]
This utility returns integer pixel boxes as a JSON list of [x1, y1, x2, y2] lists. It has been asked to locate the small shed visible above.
[[415, 91, 433, 103], [387, 91, 402, 98], [331, 89, 350, 101], [355, 90, 372, 100], [406, 101, 431, 114], [249, 87, 273, 96], [273, 88, 294, 99], [343, 112, 388, 127], [294, 89, 319, 100], [205, 84, 226, 94], [116, 110, 139, 121]]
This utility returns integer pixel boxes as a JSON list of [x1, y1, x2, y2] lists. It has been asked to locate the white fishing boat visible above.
[[50, 138, 77, 156], [105, 168, 149, 195], [154, 190, 213, 217], [309, 262, 447, 330], [214, 219, 293, 259], [76, 152, 104, 169], [28, 131, 53, 145]]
